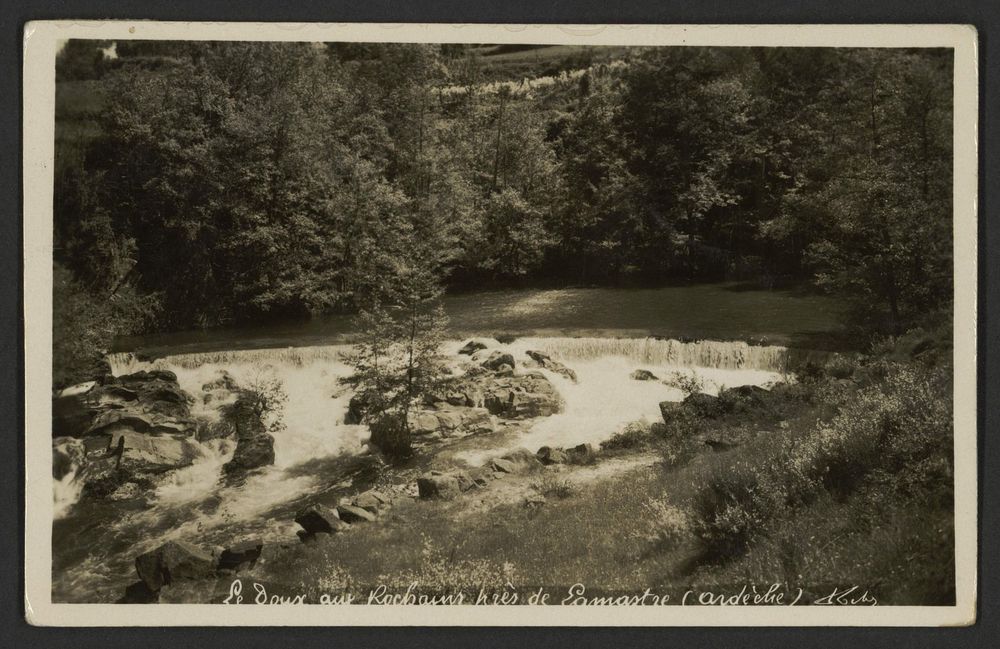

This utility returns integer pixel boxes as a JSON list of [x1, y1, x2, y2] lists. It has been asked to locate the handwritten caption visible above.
[[222, 579, 877, 606]]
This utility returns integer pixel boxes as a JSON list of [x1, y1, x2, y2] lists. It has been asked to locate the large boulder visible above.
[[458, 340, 489, 355], [59, 371, 198, 442], [491, 447, 544, 474], [216, 394, 266, 440], [630, 369, 659, 381], [482, 351, 516, 372], [683, 392, 726, 418], [482, 372, 562, 419], [719, 384, 771, 413], [407, 406, 494, 440], [94, 384, 139, 407], [222, 432, 275, 477], [352, 490, 391, 514], [417, 472, 462, 499], [565, 443, 596, 465], [134, 540, 216, 592], [216, 540, 264, 572], [659, 400, 681, 424], [337, 504, 377, 524], [536, 446, 568, 465], [295, 505, 342, 534], [118, 369, 178, 385], [108, 430, 203, 472], [119, 580, 160, 604], [423, 380, 483, 408]]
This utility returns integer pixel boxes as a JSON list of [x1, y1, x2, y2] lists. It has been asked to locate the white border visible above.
[[23, 22, 979, 627]]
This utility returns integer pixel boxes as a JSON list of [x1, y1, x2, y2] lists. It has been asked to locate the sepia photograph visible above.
[[22, 22, 977, 626]]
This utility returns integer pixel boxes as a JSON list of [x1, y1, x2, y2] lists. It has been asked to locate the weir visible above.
[[109, 337, 833, 376]]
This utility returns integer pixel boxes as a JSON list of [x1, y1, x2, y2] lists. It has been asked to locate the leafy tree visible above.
[[52, 263, 156, 389]]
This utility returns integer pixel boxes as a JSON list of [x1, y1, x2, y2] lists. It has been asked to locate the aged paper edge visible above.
[[22, 21, 979, 627]]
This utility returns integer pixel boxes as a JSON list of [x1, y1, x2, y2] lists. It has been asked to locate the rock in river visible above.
[[525, 350, 578, 382], [481, 350, 516, 371], [407, 405, 495, 440], [482, 372, 562, 419], [222, 432, 275, 478], [458, 340, 489, 355]]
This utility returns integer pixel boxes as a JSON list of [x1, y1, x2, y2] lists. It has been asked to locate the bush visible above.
[[634, 498, 692, 553], [663, 370, 705, 397], [241, 368, 288, 433], [368, 413, 413, 459], [600, 421, 652, 450], [52, 263, 158, 389], [812, 364, 952, 498], [531, 474, 576, 499], [690, 458, 780, 562], [685, 356, 952, 566]]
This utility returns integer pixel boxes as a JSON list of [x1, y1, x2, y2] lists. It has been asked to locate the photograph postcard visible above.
[[22, 21, 978, 626]]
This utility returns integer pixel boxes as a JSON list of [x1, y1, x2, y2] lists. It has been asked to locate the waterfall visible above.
[[107, 344, 352, 375], [505, 336, 832, 372], [53, 466, 85, 520], [108, 336, 834, 377]]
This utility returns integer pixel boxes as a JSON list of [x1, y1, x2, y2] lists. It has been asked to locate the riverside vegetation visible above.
[[50, 41, 956, 605], [229, 323, 953, 605]]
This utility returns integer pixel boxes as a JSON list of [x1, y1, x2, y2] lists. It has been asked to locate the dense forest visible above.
[[53, 41, 953, 385]]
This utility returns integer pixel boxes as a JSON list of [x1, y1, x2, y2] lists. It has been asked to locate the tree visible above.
[[346, 246, 449, 459], [787, 50, 953, 335]]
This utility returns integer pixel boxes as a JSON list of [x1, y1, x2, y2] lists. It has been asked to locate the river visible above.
[[115, 284, 845, 357]]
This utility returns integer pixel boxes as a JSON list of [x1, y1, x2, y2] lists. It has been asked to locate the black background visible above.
[[2, 1, 997, 647]]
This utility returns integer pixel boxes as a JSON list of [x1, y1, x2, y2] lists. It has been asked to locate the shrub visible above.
[[663, 370, 706, 397], [52, 263, 156, 388], [686, 357, 952, 567], [634, 498, 692, 553], [811, 364, 952, 498], [531, 474, 576, 499], [369, 413, 413, 459], [241, 368, 288, 433], [600, 421, 652, 450], [690, 458, 780, 562]]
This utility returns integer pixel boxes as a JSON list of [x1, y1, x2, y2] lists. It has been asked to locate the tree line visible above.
[[52, 41, 953, 384]]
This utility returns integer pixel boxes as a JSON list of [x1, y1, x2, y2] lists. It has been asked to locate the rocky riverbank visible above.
[[53, 367, 276, 507]]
